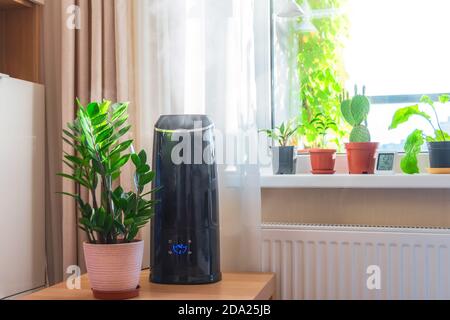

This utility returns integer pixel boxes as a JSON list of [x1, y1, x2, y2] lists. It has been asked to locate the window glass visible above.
[[271, 0, 450, 151]]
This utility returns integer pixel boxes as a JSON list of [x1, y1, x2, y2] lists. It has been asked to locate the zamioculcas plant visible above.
[[60, 100, 157, 244], [59, 100, 158, 299]]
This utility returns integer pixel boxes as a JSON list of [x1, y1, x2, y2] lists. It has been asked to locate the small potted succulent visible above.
[[389, 95, 450, 174], [59, 100, 157, 300], [341, 86, 379, 174], [260, 119, 300, 175], [309, 113, 338, 174]]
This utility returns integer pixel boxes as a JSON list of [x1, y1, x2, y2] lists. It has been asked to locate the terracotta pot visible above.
[[309, 149, 336, 174], [345, 142, 379, 174], [83, 240, 144, 300]]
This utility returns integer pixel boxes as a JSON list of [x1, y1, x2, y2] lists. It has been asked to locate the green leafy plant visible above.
[[309, 113, 338, 148], [389, 95, 450, 174], [59, 100, 157, 244], [341, 86, 372, 143], [260, 119, 300, 147], [295, 0, 350, 149]]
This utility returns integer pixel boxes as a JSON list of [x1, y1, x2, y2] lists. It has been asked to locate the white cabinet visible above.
[[0, 76, 46, 298]]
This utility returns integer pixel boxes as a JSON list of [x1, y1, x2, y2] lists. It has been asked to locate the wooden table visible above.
[[21, 270, 276, 300]]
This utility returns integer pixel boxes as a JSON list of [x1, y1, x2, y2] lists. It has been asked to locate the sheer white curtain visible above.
[[134, 0, 262, 272]]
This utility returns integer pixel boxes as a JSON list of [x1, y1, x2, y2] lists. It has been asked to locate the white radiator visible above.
[[262, 224, 450, 300]]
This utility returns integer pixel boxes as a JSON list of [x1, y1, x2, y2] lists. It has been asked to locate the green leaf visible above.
[[99, 100, 112, 114], [279, 123, 286, 136], [141, 186, 162, 198], [110, 140, 133, 158], [111, 171, 121, 181], [110, 154, 130, 173], [63, 129, 77, 141], [139, 172, 155, 187], [91, 114, 108, 126], [86, 102, 100, 118], [138, 150, 147, 165], [95, 127, 114, 144], [93, 123, 110, 135], [401, 129, 424, 174], [99, 139, 115, 153], [432, 130, 450, 142], [80, 203, 93, 219], [112, 103, 129, 122], [137, 208, 154, 218], [64, 154, 84, 166], [113, 186, 124, 199], [57, 173, 90, 188], [124, 218, 134, 226], [389, 105, 431, 130], [111, 125, 131, 142], [439, 95, 450, 104], [420, 95, 434, 106], [62, 160, 75, 170], [92, 227, 105, 233], [113, 220, 126, 234], [79, 217, 92, 228], [137, 164, 151, 174], [131, 153, 141, 167], [113, 115, 129, 129], [126, 225, 139, 242]]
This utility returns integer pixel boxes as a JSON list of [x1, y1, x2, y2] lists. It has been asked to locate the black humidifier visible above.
[[150, 115, 221, 284]]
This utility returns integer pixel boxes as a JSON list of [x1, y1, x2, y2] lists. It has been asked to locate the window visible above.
[[271, 0, 450, 151]]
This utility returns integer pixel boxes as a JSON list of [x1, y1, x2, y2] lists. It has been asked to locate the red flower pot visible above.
[[345, 142, 379, 174], [309, 149, 336, 175]]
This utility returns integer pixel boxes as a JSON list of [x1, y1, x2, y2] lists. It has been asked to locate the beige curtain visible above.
[[44, 0, 139, 284]]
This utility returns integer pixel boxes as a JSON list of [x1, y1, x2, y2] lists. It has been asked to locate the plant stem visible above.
[[430, 105, 446, 141], [423, 115, 438, 138]]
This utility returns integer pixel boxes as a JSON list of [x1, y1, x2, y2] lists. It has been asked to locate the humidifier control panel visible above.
[[168, 240, 193, 256]]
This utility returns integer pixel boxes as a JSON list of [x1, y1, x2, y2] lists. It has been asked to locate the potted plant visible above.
[[341, 87, 379, 174], [59, 100, 157, 300], [260, 119, 300, 175], [309, 113, 338, 174], [389, 95, 450, 174]]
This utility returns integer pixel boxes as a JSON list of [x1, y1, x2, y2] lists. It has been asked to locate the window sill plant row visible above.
[[261, 86, 450, 176]]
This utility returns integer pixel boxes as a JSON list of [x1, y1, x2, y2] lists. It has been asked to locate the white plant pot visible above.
[[83, 240, 144, 300]]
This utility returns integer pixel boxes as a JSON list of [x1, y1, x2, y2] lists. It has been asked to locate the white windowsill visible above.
[[260, 173, 450, 189]]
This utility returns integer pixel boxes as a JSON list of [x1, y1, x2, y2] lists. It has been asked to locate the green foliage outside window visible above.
[[293, 0, 350, 150]]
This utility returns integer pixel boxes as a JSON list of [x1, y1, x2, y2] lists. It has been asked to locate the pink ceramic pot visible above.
[[83, 241, 144, 298]]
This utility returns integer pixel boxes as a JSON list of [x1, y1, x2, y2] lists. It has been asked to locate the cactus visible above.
[[341, 86, 371, 143]]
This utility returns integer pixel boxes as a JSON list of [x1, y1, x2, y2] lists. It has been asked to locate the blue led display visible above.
[[172, 244, 189, 255]]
